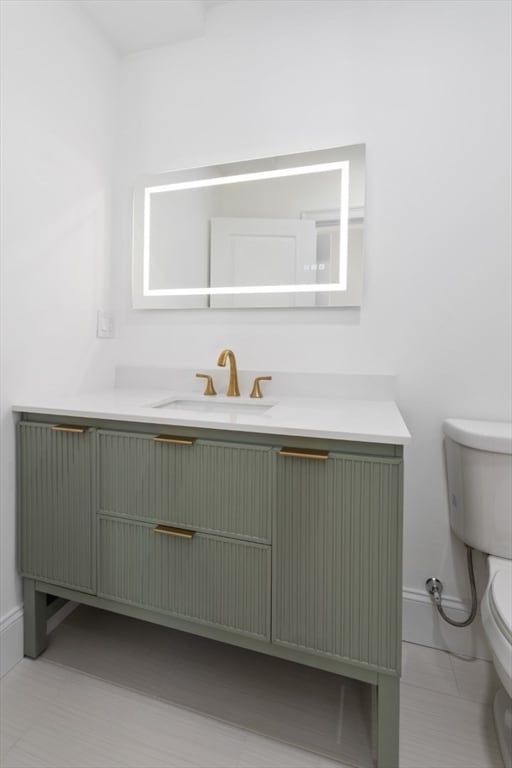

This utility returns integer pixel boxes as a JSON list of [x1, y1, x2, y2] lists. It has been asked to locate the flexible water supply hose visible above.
[[434, 546, 478, 628]]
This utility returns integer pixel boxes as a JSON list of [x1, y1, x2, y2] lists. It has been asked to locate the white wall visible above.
[[113, 0, 511, 652], [0, 0, 118, 672]]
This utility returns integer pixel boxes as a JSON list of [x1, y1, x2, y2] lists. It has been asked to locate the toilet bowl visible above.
[[443, 418, 512, 768], [481, 555, 512, 767], [482, 556, 512, 698]]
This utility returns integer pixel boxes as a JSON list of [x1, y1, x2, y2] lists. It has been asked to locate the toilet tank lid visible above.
[[443, 419, 512, 455]]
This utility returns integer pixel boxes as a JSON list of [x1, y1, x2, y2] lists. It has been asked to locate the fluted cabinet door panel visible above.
[[273, 453, 402, 673], [98, 516, 271, 640], [99, 432, 272, 541], [18, 422, 95, 592]]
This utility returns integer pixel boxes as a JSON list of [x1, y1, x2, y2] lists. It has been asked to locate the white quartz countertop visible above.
[[12, 386, 411, 445]]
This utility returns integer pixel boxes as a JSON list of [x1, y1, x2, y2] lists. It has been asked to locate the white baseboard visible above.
[[402, 588, 491, 660], [0, 591, 493, 679], [0, 606, 24, 677]]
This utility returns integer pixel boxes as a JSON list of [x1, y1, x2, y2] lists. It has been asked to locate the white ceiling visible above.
[[77, 0, 230, 55]]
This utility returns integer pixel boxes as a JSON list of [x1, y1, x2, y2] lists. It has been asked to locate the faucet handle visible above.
[[195, 373, 217, 396], [250, 376, 272, 399]]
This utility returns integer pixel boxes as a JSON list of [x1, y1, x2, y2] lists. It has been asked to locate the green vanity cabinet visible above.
[[17, 416, 404, 768], [17, 422, 96, 594], [273, 450, 403, 674]]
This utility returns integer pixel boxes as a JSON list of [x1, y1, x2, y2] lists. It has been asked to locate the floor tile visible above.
[[1, 745, 49, 768], [449, 653, 501, 705], [2, 660, 247, 768], [399, 681, 504, 768], [40, 605, 373, 764], [2, 640, 507, 768], [0, 720, 23, 760], [317, 759, 352, 768], [0, 659, 70, 746], [239, 731, 334, 767], [43, 662, 246, 768], [401, 642, 460, 697]]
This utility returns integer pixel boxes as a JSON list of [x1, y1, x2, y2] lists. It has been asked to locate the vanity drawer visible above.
[[98, 431, 272, 542], [97, 515, 271, 641]]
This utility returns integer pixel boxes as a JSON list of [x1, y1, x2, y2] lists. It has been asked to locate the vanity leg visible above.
[[377, 673, 400, 768], [23, 579, 47, 658]]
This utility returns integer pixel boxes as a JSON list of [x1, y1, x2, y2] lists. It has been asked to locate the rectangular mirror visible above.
[[132, 144, 365, 309]]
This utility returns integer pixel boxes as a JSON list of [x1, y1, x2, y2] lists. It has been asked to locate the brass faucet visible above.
[[217, 349, 240, 396], [195, 373, 217, 396], [250, 375, 272, 399]]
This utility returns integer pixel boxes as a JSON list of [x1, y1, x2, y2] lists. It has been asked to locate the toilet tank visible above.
[[443, 419, 512, 559]]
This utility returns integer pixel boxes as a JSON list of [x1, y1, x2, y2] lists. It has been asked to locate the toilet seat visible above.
[[490, 570, 512, 646], [482, 560, 512, 699]]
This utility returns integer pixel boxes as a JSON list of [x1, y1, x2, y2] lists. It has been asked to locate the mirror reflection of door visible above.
[[209, 218, 316, 308]]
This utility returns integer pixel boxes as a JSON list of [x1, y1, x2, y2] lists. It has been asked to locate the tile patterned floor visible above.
[[0, 639, 504, 768]]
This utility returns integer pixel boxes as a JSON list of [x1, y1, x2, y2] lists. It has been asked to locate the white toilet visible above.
[[444, 418, 512, 768]]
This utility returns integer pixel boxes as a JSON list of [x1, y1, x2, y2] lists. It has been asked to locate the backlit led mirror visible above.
[[132, 144, 365, 309]]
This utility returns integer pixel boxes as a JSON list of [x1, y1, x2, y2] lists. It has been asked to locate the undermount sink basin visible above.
[[152, 397, 277, 416]]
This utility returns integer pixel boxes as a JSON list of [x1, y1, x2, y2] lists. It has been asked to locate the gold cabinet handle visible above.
[[250, 375, 272, 399], [154, 525, 195, 539], [153, 435, 196, 445], [51, 425, 89, 434], [279, 447, 329, 461], [195, 373, 217, 396]]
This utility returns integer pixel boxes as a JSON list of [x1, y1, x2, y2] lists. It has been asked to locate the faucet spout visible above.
[[217, 349, 240, 397]]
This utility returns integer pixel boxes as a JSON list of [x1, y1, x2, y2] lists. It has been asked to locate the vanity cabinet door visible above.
[[99, 431, 272, 542], [17, 422, 96, 593], [97, 515, 271, 640], [273, 450, 403, 673]]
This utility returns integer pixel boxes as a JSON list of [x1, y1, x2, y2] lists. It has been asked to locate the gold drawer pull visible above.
[[51, 425, 89, 434], [279, 447, 329, 461], [153, 435, 195, 445], [154, 525, 195, 539]]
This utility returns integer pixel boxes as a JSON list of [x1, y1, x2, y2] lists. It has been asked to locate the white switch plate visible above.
[[96, 310, 115, 339]]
